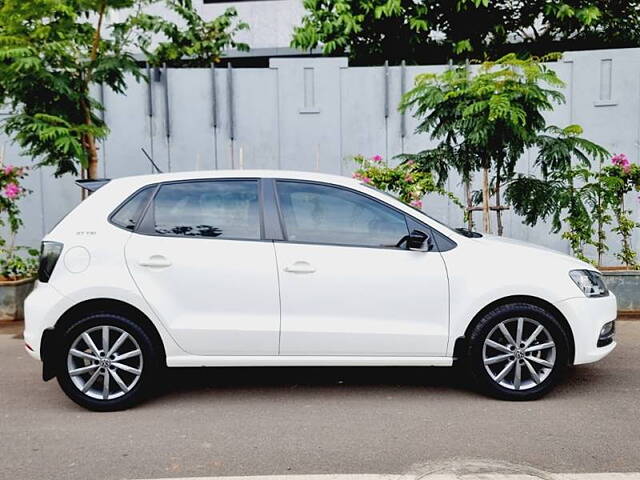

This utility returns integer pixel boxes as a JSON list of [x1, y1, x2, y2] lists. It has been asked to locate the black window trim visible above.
[[108, 176, 457, 251], [270, 178, 457, 252], [108, 184, 159, 232], [112, 177, 267, 243], [405, 215, 457, 253], [261, 178, 285, 241]]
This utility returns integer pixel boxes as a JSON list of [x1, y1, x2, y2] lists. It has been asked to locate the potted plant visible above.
[[0, 164, 38, 321], [597, 154, 640, 315]]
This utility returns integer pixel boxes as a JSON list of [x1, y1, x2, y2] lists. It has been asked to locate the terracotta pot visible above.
[[0, 277, 35, 321], [599, 265, 637, 271]]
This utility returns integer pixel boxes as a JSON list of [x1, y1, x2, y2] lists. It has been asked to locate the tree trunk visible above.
[[495, 166, 503, 236], [619, 192, 631, 266], [86, 136, 100, 179], [80, 0, 106, 182], [464, 178, 474, 231], [81, 102, 100, 181], [597, 201, 603, 267], [482, 166, 491, 234], [596, 161, 605, 267]]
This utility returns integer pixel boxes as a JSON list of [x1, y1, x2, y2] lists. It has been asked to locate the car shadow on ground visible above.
[[150, 361, 609, 405], [162, 365, 472, 394]]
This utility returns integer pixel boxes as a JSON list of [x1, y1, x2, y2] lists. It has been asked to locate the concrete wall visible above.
[[1, 48, 639, 266]]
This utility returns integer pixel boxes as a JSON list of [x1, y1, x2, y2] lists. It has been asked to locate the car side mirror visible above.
[[407, 229, 433, 251]]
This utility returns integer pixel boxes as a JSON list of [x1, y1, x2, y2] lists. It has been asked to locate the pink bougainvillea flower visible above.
[[352, 172, 362, 179], [612, 153, 630, 167], [361, 176, 372, 184], [3, 165, 13, 175], [404, 174, 414, 183], [371, 155, 383, 162], [405, 159, 414, 166], [1, 182, 21, 199], [410, 199, 423, 209]]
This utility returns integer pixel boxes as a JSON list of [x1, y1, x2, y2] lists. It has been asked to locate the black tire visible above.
[[56, 313, 160, 411], [466, 303, 570, 401]]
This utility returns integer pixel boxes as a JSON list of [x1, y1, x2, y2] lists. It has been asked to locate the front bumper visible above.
[[555, 293, 617, 365], [23, 282, 73, 361]]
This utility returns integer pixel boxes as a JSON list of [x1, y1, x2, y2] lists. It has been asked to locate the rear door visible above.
[[125, 179, 281, 356]]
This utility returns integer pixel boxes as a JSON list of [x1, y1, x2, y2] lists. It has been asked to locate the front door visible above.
[[126, 179, 281, 356], [273, 180, 450, 357]]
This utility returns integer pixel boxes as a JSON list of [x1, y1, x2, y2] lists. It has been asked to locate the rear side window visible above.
[[110, 187, 154, 231], [150, 180, 261, 240], [276, 181, 409, 248]]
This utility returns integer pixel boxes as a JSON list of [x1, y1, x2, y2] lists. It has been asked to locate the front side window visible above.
[[276, 181, 408, 248], [151, 180, 260, 240]]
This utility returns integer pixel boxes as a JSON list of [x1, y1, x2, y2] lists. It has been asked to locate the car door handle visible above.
[[283, 261, 316, 274], [138, 255, 172, 268]]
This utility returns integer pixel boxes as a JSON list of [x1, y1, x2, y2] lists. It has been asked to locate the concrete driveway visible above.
[[1, 321, 639, 480]]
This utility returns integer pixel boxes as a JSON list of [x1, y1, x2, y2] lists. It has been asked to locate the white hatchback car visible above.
[[24, 170, 616, 410]]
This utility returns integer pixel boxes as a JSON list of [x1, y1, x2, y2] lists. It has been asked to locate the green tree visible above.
[[291, 0, 640, 65], [507, 151, 640, 267], [129, 0, 248, 67], [0, 0, 247, 179], [506, 125, 608, 262], [403, 55, 561, 233], [399, 55, 608, 245]]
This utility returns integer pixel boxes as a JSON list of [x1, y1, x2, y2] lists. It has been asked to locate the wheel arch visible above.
[[454, 295, 575, 365], [42, 298, 167, 381]]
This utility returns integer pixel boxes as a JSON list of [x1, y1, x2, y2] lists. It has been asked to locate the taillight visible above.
[[38, 241, 63, 282]]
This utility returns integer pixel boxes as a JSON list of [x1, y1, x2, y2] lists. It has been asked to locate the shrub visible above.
[[352, 154, 464, 212], [0, 164, 37, 281]]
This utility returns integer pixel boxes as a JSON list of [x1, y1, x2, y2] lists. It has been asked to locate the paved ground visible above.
[[138, 476, 640, 480], [1, 321, 640, 480], [140, 476, 640, 480]]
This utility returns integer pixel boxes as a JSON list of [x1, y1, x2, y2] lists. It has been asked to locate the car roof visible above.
[[111, 169, 362, 189]]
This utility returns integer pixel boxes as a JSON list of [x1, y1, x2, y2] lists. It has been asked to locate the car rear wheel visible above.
[[467, 303, 569, 400], [56, 313, 159, 411]]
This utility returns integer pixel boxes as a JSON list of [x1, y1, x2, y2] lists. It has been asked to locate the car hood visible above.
[[467, 233, 595, 271]]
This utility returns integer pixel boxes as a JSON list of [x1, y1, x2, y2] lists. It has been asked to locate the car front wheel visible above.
[[467, 303, 570, 400], [56, 313, 159, 411]]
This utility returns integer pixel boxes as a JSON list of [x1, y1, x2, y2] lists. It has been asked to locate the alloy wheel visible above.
[[66, 325, 144, 400], [482, 317, 556, 391]]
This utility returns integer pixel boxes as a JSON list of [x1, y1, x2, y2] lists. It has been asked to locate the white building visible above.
[[128, 0, 310, 61]]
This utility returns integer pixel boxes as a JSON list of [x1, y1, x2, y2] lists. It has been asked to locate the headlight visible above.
[[569, 270, 608, 297]]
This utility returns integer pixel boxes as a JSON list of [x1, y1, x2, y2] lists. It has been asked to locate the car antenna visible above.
[[141, 147, 163, 174]]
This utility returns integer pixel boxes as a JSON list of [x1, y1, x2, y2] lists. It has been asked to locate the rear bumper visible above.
[[24, 282, 72, 362], [555, 293, 617, 365]]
